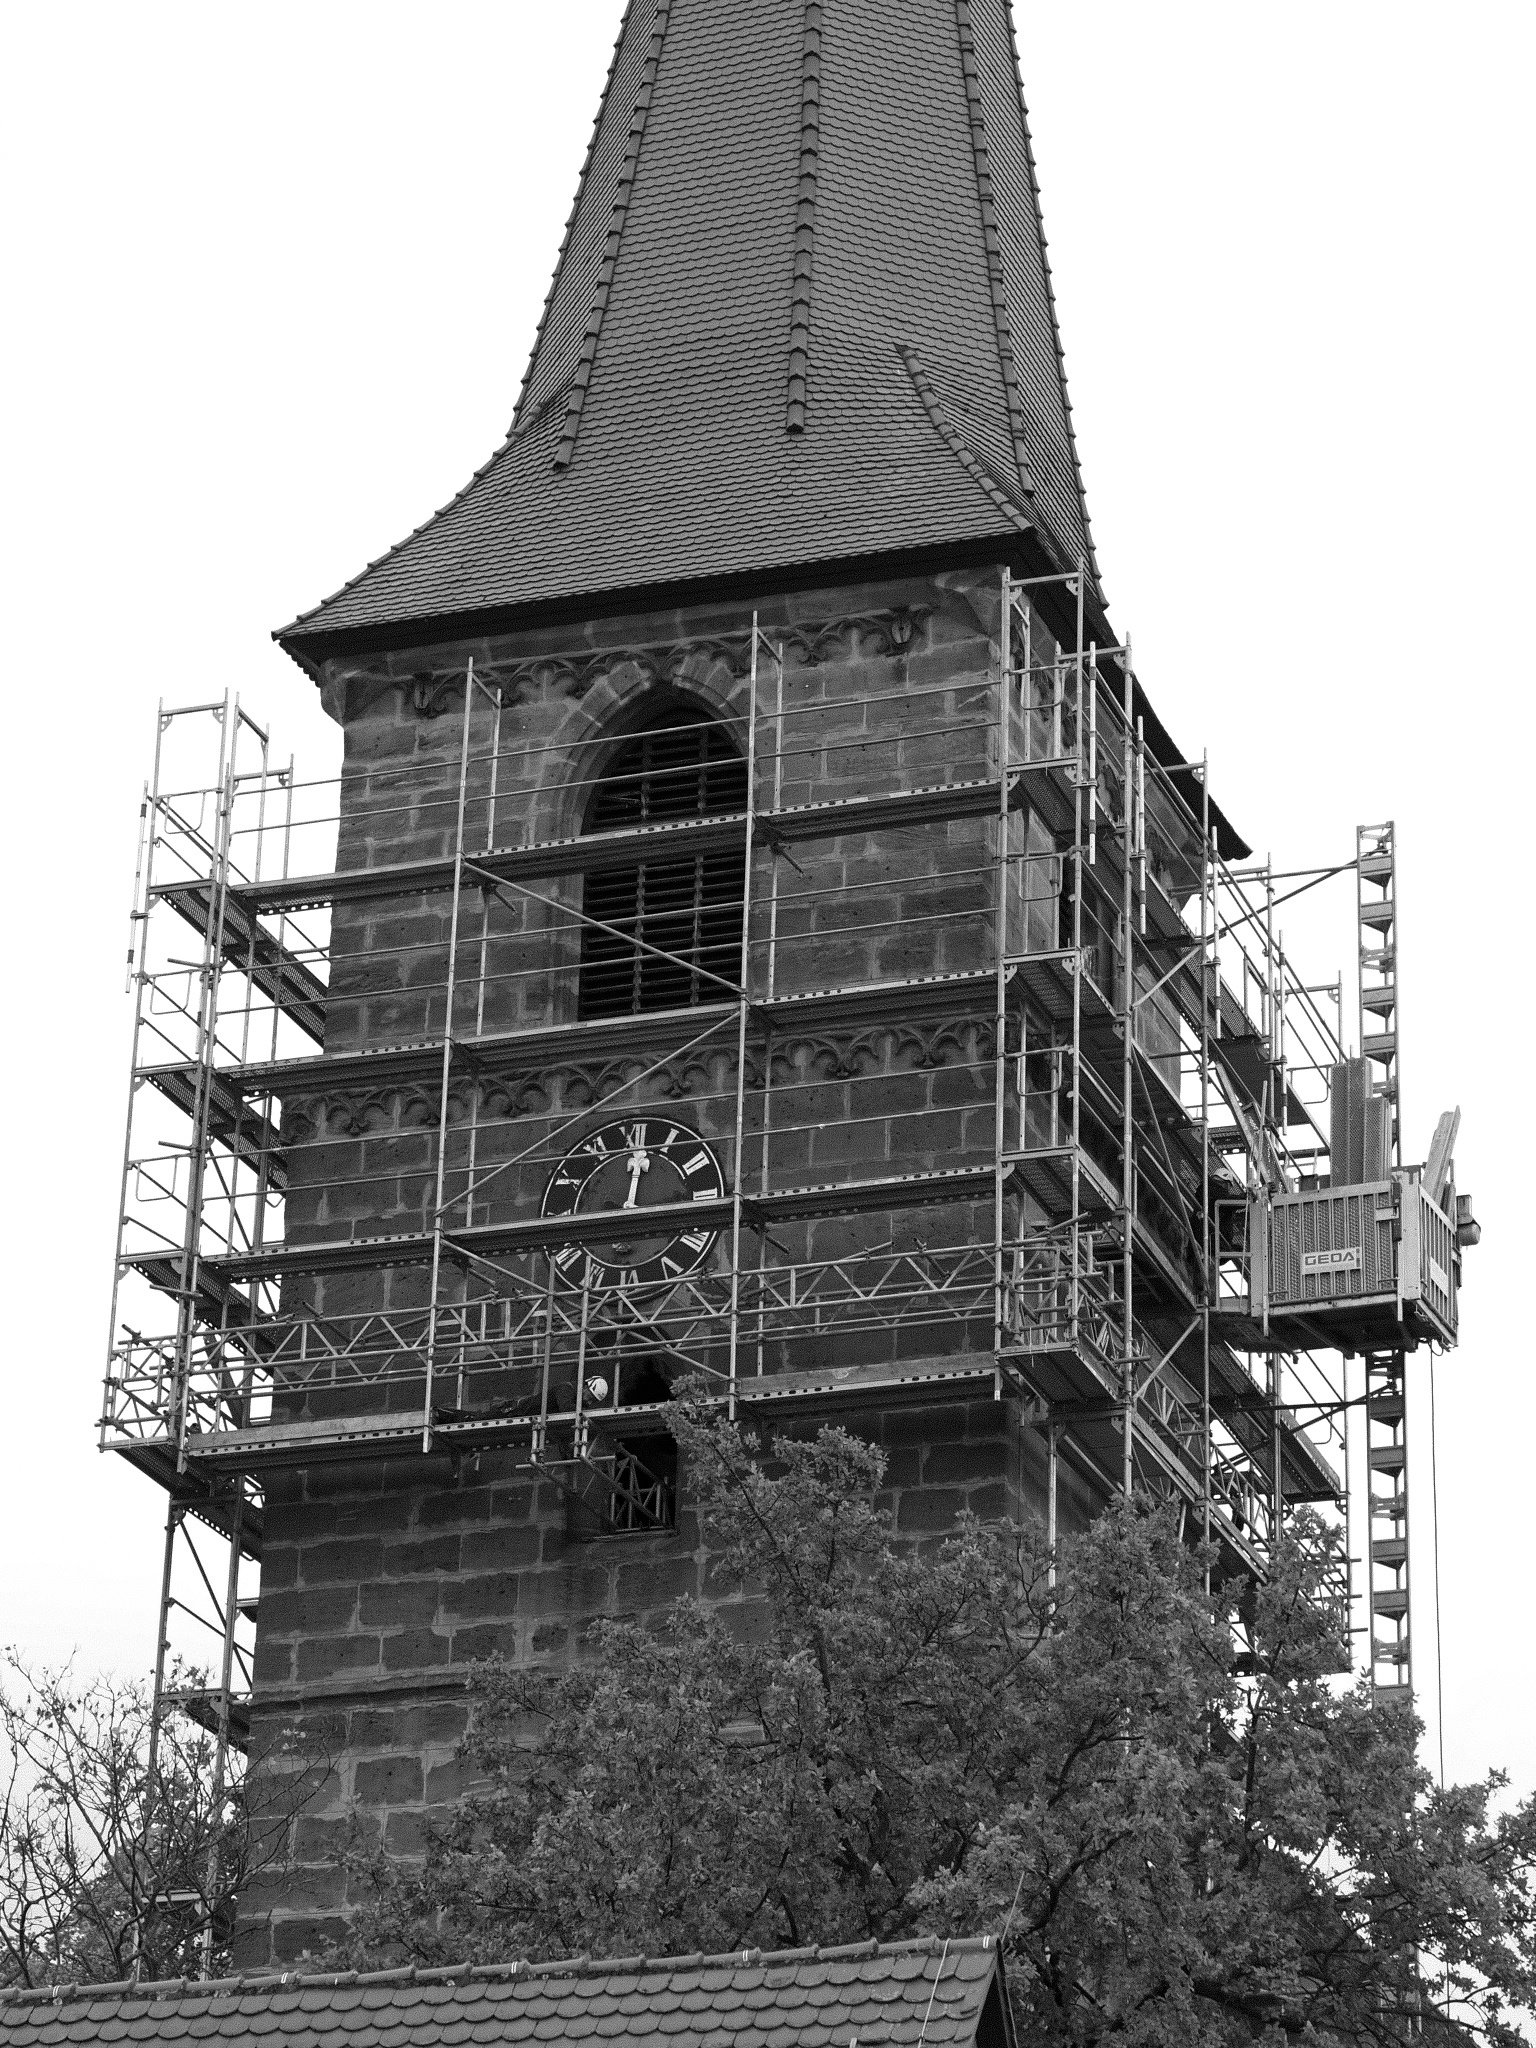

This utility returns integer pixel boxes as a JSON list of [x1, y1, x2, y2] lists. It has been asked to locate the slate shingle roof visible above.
[[278, 0, 1101, 659], [0, 1936, 1012, 2048]]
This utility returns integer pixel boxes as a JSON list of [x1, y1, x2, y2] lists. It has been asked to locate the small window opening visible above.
[[578, 706, 747, 1020], [580, 1338, 678, 1535]]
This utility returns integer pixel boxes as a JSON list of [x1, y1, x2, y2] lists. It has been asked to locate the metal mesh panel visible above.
[[1268, 1183, 1396, 1305], [1416, 1183, 1457, 1328]]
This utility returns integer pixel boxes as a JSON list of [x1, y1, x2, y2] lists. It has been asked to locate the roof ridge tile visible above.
[[785, 0, 822, 433], [953, 0, 1034, 496], [524, 1953, 593, 1980], [988, 0, 1101, 588], [509, 5, 635, 436], [0, 1937, 1005, 2048], [553, 0, 673, 475]]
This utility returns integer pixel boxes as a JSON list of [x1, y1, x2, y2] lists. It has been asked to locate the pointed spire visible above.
[[280, 0, 1102, 655]]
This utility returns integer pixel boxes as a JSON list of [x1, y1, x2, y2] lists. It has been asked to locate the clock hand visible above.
[[622, 1150, 650, 1209]]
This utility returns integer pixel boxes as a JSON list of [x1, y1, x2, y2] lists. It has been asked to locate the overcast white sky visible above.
[[1, 2, 1532, 1805]]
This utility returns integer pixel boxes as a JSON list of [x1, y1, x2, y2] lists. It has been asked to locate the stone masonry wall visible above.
[[245, 1395, 1098, 1960], [241, 566, 1108, 1964]]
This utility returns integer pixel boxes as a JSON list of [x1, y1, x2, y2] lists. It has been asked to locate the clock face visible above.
[[541, 1117, 725, 1291]]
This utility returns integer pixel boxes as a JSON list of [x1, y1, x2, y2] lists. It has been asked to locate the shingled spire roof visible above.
[[279, 0, 1103, 659]]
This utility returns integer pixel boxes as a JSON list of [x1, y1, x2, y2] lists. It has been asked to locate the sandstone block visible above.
[[271, 1913, 350, 1964], [449, 1621, 521, 1662], [615, 1554, 699, 1611], [438, 1571, 522, 1621], [299, 1536, 384, 1586], [353, 1754, 425, 1807], [895, 1488, 966, 1533], [295, 1633, 382, 1683], [382, 1628, 452, 1671], [922, 1439, 1006, 1487], [462, 1525, 542, 1572], [358, 1580, 442, 1629], [259, 1587, 359, 1638], [381, 1533, 461, 1577]]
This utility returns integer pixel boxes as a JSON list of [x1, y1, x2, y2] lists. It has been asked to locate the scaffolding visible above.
[[104, 572, 1473, 1789]]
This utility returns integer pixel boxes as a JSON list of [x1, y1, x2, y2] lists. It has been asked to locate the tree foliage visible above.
[[0, 1653, 318, 1987], [343, 1403, 1536, 2045]]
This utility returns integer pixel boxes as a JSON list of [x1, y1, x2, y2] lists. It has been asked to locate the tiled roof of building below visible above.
[[278, 0, 1104, 661], [0, 1935, 1015, 2048]]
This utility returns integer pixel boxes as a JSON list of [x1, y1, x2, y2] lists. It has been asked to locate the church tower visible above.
[[104, 0, 1473, 1970], [263, 0, 1124, 1949]]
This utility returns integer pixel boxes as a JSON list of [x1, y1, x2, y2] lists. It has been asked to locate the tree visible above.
[[0, 1654, 320, 1987], [341, 1402, 1536, 2046]]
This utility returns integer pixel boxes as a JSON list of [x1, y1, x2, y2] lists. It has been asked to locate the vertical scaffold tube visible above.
[[139, 1499, 180, 1982], [107, 722, 166, 1456], [994, 575, 1011, 1364], [201, 1483, 246, 1975], [174, 699, 238, 1478], [727, 623, 761, 1416], [464, 683, 505, 1249], [1200, 753, 1212, 1578], [1120, 660, 1135, 1498], [422, 661, 476, 1449], [1070, 577, 1085, 1338]]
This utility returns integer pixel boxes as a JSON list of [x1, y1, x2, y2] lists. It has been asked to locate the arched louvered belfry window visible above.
[[578, 704, 748, 1020]]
